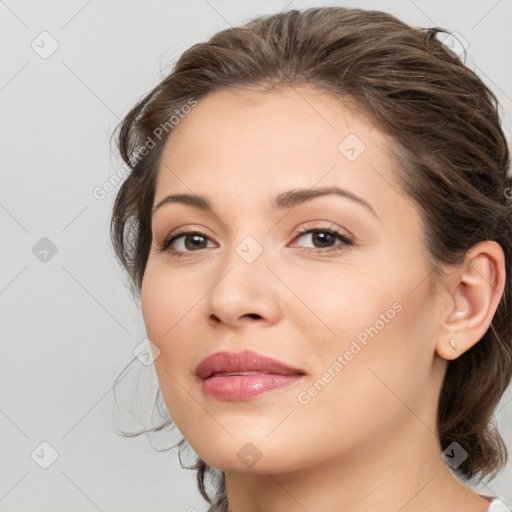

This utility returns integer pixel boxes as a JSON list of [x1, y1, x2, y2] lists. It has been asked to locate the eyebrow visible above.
[[152, 186, 378, 218]]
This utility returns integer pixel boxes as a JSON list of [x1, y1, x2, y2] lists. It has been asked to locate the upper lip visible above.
[[195, 350, 305, 380]]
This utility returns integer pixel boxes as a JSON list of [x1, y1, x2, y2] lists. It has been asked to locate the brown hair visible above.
[[110, 7, 512, 510]]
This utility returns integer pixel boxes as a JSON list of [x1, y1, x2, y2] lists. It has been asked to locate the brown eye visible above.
[[292, 227, 353, 253], [160, 231, 215, 253], [300, 230, 337, 248]]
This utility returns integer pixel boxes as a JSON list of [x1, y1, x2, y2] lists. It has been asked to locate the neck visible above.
[[224, 420, 491, 512]]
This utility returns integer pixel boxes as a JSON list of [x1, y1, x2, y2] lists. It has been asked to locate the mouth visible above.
[[195, 350, 306, 401]]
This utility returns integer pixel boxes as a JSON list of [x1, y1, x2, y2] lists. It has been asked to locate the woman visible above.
[[110, 7, 512, 511]]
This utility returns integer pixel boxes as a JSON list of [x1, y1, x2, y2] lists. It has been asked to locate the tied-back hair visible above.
[[110, 7, 512, 510]]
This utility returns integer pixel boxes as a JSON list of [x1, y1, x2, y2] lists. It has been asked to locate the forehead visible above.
[[153, 86, 408, 221], [160, 85, 385, 165]]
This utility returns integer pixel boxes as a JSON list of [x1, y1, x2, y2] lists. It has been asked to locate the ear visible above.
[[436, 240, 506, 361]]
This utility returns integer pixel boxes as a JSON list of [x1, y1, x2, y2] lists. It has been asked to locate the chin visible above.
[[183, 429, 303, 474], [196, 448, 289, 474]]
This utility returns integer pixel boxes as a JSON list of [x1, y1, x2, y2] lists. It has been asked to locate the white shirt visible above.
[[480, 494, 511, 512]]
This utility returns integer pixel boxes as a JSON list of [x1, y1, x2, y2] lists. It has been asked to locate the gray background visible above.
[[1, 0, 511, 510]]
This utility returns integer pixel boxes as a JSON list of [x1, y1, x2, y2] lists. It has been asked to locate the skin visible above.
[[141, 85, 505, 512]]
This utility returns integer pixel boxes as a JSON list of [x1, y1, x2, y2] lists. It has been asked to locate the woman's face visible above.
[[141, 86, 447, 473]]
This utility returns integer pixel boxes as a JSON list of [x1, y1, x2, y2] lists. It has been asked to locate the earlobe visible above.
[[435, 241, 506, 361], [437, 336, 462, 361]]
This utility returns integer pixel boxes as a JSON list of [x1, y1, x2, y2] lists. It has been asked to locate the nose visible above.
[[205, 245, 282, 330]]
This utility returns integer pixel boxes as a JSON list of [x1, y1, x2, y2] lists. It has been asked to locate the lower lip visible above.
[[201, 373, 303, 401]]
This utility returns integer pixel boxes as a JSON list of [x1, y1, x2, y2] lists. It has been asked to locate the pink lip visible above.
[[195, 350, 305, 401]]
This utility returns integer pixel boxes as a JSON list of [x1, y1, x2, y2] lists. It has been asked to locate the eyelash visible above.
[[158, 224, 354, 258]]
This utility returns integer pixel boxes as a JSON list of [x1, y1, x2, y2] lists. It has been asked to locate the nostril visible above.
[[209, 313, 261, 323]]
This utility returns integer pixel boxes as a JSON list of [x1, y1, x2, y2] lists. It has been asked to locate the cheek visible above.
[[297, 287, 433, 438], [141, 261, 196, 342], [141, 271, 169, 344], [297, 248, 435, 386], [286, 261, 385, 340], [140, 264, 197, 424]]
